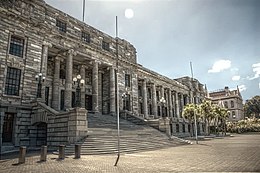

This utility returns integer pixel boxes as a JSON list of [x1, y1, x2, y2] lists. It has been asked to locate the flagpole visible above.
[[82, 0, 85, 22], [190, 61, 198, 144], [114, 16, 120, 166]]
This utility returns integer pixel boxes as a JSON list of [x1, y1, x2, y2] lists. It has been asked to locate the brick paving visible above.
[[1, 133, 260, 172]]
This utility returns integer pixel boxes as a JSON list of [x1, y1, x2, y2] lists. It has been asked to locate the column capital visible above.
[[43, 41, 52, 47], [68, 49, 77, 56]]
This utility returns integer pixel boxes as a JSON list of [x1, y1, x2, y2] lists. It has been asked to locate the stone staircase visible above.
[[64, 113, 188, 155]]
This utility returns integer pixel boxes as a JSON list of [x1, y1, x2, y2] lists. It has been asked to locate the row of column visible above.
[[140, 80, 188, 119], [40, 41, 117, 114]]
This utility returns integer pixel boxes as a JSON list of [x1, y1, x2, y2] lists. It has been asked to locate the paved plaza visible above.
[[0, 133, 260, 172]]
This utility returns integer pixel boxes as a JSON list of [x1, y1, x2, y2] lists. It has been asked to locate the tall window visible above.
[[125, 74, 131, 87], [2, 113, 14, 142], [9, 35, 24, 57], [176, 124, 179, 133], [60, 90, 65, 110], [156, 91, 159, 101], [5, 67, 21, 96], [231, 100, 234, 108], [102, 41, 110, 51], [56, 19, 67, 33], [123, 94, 131, 111], [232, 111, 236, 119], [224, 101, 228, 108], [138, 85, 142, 97], [182, 124, 185, 133], [147, 88, 152, 99], [82, 32, 90, 43]]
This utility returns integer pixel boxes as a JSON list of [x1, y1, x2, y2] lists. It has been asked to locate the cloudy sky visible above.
[[45, 0, 260, 101]]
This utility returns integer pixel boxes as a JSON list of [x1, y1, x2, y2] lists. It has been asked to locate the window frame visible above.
[[81, 31, 90, 43], [4, 67, 22, 96], [125, 74, 131, 88], [9, 35, 25, 58], [102, 41, 110, 51], [56, 19, 67, 33]]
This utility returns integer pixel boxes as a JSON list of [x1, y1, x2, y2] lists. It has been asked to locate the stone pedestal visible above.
[[58, 145, 65, 160], [40, 145, 47, 161], [18, 146, 26, 164], [75, 144, 81, 159], [68, 108, 88, 144]]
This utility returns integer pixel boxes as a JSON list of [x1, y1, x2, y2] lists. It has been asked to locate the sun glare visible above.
[[125, 8, 134, 19]]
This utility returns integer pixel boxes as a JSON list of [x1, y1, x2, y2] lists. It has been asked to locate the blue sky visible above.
[[45, 0, 260, 101]]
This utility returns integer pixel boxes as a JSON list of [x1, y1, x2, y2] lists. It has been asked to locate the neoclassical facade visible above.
[[209, 86, 244, 121], [0, 0, 206, 152]]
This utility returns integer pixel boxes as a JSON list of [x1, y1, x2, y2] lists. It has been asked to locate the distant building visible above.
[[209, 86, 244, 121]]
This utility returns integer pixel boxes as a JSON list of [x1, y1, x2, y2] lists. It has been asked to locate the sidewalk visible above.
[[1, 133, 260, 172]]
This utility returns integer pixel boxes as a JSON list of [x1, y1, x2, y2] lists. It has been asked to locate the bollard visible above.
[[18, 146, 26, 164], [58, 145, 65, 160], [40, 146, 47, 161], [75, 144, 81, 159]]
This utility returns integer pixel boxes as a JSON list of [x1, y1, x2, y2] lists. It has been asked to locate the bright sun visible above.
[[125, 8, 134, 19]]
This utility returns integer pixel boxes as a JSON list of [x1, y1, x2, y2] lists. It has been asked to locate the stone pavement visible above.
[[1, 133, 260, 173]]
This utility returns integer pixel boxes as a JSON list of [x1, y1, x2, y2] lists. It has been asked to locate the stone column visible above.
[[152, 83, 158, 118], [180, 93, 184, 116], [168, 89, 173, 118], [109, 67, 116, 116], [64, 49, 75, 110], [175, 92, 180, 118], [161, 86, 164, 117], [41, 41, 52, 103], [52, 56, 60, 110], [80, 65, 86, 108], [142, 79, 148, 119], [92, 61, 99, 113]]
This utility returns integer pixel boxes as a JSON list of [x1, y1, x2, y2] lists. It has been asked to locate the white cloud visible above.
[[247, 62, 260, 80], [232, 75, 240, 81], [230, 68, 239, 72], [259, 83, 260, 89], [208, 60, 231, 73], [238, 84, 246, 92]]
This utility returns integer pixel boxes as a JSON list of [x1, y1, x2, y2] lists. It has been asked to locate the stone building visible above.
[[0, 0, 206, 153], [209, 86, 244, 121]]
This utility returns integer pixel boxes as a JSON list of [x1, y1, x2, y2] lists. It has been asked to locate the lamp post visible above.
[[122, 88, 129, 119], [35, 73, 45, 98], [73, 74, 85, 107], [160, 97, 166, 118]]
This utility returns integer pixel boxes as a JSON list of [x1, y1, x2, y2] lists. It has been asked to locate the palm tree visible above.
[[183, 103, 199, 137], [200, 100, 214, 135], [213, 104, 229, 136]]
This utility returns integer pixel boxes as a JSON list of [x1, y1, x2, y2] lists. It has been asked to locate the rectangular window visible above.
[[45, 87, 49, 106], [5, 67, 21, 96], [102, 41, 110, 51], [82, 32, 90, 43], [60, 90, 65, 110], [56, 19, 67, 33], [9, 35, 24, 57], [125, 74, 131, 87], [147, 88, 152, 99], [176, 124, 180, 133], [182, 124, 185, 133], [156, 91, 159, 101], [138, 85, 142, 97]]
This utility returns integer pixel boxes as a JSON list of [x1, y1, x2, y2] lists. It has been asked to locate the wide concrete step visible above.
[[62, 114, 188, 155]]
